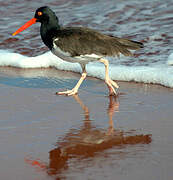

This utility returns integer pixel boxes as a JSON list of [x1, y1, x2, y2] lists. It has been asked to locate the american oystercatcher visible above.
[[12, 6, 143, 96]]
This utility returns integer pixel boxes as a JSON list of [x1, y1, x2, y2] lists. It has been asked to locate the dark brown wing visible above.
[[54, 27, 143, 57], [113, 36, 144, 50]]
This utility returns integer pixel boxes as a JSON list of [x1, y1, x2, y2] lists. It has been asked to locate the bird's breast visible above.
[[52, 40, 76, 63]]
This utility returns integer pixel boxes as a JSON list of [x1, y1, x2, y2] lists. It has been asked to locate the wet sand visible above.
[[0, 68, 173, 180]]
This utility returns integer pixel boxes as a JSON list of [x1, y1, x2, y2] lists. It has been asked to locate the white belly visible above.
[[52, 41, 102, 65]]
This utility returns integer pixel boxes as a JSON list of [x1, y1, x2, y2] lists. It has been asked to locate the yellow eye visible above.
[[38, 11, 42, 16]]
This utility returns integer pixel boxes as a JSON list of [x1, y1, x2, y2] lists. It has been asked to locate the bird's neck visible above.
[[40, 19, 61, 49]]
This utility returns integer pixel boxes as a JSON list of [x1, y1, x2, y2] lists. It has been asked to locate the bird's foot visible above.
[[106, 79, 119, 96], [56, 88, 78, 96], [109, 79, 119, 89], [106, 126, 115, 135]]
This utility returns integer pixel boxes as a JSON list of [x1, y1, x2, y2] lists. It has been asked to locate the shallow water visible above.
[[0, 0, 173, 179]]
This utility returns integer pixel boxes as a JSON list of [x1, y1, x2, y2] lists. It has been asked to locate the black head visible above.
[[12, 6, 60, 36], [34, 6, 59, 24], [12, 6, 60, 49]]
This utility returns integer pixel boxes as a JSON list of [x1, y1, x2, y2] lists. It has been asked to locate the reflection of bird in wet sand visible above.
[[25, 95, 151, 178]]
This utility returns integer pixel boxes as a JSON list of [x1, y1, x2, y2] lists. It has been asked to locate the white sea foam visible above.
[[0, 49, 173, 88], [167, 53, 173, 65]]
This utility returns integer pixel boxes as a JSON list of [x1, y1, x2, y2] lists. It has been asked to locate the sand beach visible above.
[[0, 68, 173, 180]]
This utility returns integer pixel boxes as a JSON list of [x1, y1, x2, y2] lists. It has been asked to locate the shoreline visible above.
[[0, 68, 173, 180], [1, 66, 173, 90]]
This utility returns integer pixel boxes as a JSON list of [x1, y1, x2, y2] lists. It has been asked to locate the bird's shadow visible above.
[[25, 95, 152, 179]]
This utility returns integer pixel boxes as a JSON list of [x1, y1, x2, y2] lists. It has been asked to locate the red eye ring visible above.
[[38, 11, 42, 16]]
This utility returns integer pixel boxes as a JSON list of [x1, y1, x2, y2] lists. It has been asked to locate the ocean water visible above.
[[0, 0, 173, 88]]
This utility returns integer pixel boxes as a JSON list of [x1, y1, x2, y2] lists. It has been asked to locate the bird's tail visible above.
[[115, 37, 144, 50], [110, 37, 144, 57]]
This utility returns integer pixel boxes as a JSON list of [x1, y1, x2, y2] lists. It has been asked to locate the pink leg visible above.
[[99, 59, 119, 96], [56, 72, 87, 96]]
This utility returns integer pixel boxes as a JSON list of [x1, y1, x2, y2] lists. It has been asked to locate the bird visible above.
[[12, 6, 143, 96]]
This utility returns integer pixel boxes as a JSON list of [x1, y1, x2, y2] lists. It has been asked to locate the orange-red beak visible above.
[[12, 18, 37, 36]]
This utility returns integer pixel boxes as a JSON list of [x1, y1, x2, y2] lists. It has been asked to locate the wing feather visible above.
[[53, 27, 143, 57]]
